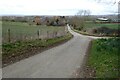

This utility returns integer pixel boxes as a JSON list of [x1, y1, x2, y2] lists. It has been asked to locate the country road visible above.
[[3, 26, 98, 78]]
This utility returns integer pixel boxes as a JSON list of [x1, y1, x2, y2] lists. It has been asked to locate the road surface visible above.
[[3, 26, 95, 78]]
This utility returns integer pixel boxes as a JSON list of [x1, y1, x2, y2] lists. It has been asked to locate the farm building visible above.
[[51, 16, 67, 26], [95, 17, 110, 23], [34, 16, 41, 25], [42, 16, 67, 26], [97, 18, 109, 21]]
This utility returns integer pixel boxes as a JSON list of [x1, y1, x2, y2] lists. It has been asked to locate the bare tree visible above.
[[77, 10, 91, 16], [69, 10, 91, 31]]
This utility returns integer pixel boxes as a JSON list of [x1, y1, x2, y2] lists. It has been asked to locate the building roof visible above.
[[97, 18, 108, 21]]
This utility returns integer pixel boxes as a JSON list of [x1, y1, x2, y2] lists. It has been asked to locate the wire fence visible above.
[[2, 27, 68, 43]]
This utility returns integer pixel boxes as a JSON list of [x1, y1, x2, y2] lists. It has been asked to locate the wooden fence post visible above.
[[53, 32, 55, 38], [47, 31, 49, 39], [8, 29, 11, 43], [37, 30, 40, 39], [55, 31, 57, 37]]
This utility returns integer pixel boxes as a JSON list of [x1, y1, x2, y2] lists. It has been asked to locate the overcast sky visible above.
[[0, 0, 119, 16]]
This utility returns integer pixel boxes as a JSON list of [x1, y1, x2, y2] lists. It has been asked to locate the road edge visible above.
[[3, 33, 73, 68], [72, 39, 94, 78]]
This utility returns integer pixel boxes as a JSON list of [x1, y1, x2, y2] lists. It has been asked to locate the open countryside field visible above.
[[0, 21, 2, 27], [2, 21, 66, 43], [73, 21, 119, 37], [0, 21, 2, 37], [84, 22, 119, 29], [0, 21, 1, 29]]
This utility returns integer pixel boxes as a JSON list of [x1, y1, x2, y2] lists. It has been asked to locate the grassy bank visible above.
[[2, 33, 73, 67], [73, 28, 118, 37], [2, 21, 65, 43], [73, 29, 97, 36], [72, 22, 119, 37], [87, 38, 119, 78]]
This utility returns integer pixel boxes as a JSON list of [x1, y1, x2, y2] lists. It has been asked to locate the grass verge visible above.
[[87, 38, 119, 78], [73, 29, 118, 37], [73, 29, 97, 36], [2, 32, 73, 67]]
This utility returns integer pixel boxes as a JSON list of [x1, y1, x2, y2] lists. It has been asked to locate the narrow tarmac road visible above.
[[3, 26, 93, 78]]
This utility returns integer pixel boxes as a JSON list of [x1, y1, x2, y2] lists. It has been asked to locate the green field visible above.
[[84, 22, 119, 29], [2, 21, 65, 43], [0, 21, 2, 36], [88, 38, 119, 78], [73, 21, 119, 37]]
